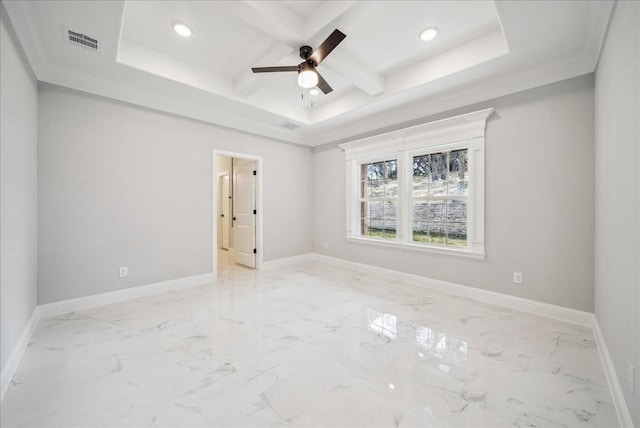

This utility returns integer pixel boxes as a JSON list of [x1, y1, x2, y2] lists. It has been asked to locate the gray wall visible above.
[[594, 1, 640, 425], [0, 10, 38, 372], [313, 74, 595, 312], [38, 85, 312, 304]]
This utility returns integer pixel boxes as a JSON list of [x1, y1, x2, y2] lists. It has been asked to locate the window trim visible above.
[[340, 108, 493, 259]]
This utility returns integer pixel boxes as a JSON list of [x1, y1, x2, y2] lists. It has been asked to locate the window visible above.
[[341, 108, 492, 258], [411, 148, 468, 247], [360, 159, 398, 239]]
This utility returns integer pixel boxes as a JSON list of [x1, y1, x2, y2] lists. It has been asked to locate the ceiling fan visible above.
[[251, 29, 346, 94]]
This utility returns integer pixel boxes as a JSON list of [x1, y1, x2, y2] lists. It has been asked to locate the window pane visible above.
[[360, 163, 368, 198], [412, 155, 431, 197], [370, 179, 385, 197], [446, 200, 467, 247], [382, 200, 397, 238], [413, 199, 467, 247], [360, 200, 396, 239], [386, 160, 398, 197], [413, 153, 449, 197], [412, 201, 429, 242], [448, 149, 468, 196], [371, 200, 385, 235], [368, 161, 386, 180], [360, 201, 368, 235], [362, 160, 397, 198], [429, 153, 448, 197], [427, 200, 446, 244]]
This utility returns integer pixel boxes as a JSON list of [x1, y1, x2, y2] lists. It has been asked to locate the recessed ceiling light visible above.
[[309, 88, 320, 96], [173, 22, 192, 37], [420, 27, 438, 41]]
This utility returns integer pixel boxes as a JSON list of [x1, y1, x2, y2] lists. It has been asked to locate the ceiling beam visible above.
[[235, 43, 295, 97], [305, 1, 385, 95], [385, 30, 509, 95], [220, 1, 304, 47], [320, 50, 384, 96], [226, 0, 384, 97], [304, 1, 356, 41], [219, 1, 304, 98]]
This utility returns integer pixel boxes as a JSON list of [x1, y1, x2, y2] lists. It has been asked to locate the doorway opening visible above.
[[213, 151, 263, 280]]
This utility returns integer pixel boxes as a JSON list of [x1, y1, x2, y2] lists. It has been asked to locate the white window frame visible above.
[[340, 108, 493, 259]]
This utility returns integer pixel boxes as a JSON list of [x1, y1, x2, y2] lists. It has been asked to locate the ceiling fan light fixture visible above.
[[173, 22, 192, 37], [252, 29, 346, 94], [309, 88, 320, 96], [420, 27, 438, 41], [298, 63, 318, 88]]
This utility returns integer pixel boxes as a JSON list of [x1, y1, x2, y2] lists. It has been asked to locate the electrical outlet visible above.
[[629, 362, 636, 394], [513, 272, 523, 284], [323, 242, 329, 249], [119, 267, 128, 278]]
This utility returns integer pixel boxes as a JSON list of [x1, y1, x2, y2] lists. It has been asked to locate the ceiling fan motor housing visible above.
[[299, 45, 314, 62]]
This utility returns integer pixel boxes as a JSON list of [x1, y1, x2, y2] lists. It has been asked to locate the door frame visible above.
[[217, 171, 230, 250], [212, 150, 263, 280]]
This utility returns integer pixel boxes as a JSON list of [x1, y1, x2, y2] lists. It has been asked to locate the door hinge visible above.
[[253, 248, 257, 254], [253, 209, 256, 215], [253, 170, 257, 176]]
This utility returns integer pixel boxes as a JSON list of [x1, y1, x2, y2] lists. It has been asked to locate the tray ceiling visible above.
[[3, 0, 614, 146]]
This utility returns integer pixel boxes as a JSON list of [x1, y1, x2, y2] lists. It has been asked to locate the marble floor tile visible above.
[[1, 253, 618, 427]]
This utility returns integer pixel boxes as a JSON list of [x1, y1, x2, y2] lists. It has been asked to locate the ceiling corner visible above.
[[583, 0, 616, 71], [2, 0, 47, 79]]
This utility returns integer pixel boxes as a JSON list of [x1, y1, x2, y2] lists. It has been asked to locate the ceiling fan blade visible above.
[[252, 66, 298, 73], [309, 29, 346, 66], [316, 71, 333, 94]]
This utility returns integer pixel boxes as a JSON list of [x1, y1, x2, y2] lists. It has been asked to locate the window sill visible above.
[[346, 236, 486, 259]]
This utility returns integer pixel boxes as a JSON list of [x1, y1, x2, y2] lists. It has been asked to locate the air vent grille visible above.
[[279, 122, 301, 130], [66, 29, 98, 51]]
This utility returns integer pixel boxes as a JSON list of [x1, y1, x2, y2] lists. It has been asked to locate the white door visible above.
[[232, 159, 256, 268], [219, 173, 230, 250]]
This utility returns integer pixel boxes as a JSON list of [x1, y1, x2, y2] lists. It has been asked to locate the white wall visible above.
[[313, 75, 595, 312], [0, 10, 38, 372], [594, 1, 640, 425], [38, 84, 313, 304]]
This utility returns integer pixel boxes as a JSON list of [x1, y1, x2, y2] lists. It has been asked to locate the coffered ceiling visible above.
[[3, 0, 614, 146]]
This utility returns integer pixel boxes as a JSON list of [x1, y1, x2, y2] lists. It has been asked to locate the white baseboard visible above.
[[38, 272, 214, 319], [1, 308, 39, 401], [262, 253, 313, 269], [310, 253, 594, 327], [592, 317, 634, 428]]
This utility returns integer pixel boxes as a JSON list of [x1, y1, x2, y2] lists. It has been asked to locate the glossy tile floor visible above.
[[1, 252, 617, 427]]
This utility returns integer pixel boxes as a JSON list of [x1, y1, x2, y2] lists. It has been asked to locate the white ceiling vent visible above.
[[64, 28, 98, 51], [279, 121, 301, 130]]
